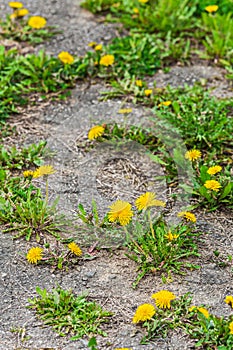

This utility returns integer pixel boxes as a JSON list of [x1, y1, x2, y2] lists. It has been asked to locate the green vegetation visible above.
[[133, 291, 233, 349], [0, 141, 46, 169], [1, 0, 233, 348], [28, 286, 112, 340], [0, 171, 62, 241], [126, 216, 201, 287], [0, 46, 90, 119]]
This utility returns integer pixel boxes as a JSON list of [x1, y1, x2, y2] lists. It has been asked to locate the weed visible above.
[[0, 7, 59, 44], [151, 85, 233, 157], [199, 12, 233, 61], [25, 240, 82, 270], [0, 169, 62, 241], [0, 141, 47, 170], [181, 158, 233, 211], [133, 291, 233, 349], [125, 214, 201, 287], [0, 46, 89, 119], [28, 286, 112, 340]]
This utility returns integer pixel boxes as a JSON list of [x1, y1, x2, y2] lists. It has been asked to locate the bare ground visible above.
[[0, 1, 233, 349]]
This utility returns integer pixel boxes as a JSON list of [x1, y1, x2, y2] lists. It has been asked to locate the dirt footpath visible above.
[[0, 1, 233, 349]]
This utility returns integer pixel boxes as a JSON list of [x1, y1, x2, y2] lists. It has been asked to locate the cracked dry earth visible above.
[[0, 1, 233, 349]]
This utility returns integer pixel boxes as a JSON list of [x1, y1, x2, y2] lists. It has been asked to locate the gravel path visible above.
[[0, 1, 233, 349]]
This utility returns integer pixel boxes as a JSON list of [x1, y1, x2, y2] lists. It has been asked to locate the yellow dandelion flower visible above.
[[132, 303, 155, 323], [205, 5, 218, 13], [225, 296, 233, 308], [99, 54, 115, 66], [108, 200, 133, 226], [189, 305, 197, 312], [144, 89, 152, 96], [178, 211, 196, 223], [118, 108, 132, 114], [88, 125, 105, 140], [197, 307, 209, 318], [133, 8, 139, 14], [94, 44, 102, 51], [23, 170, 34, 178], [135, 79, 143, 87], [229, 321, 233, 335], [58, 51, 74, 64], [189, 306, 209, 318], [68, 242, 82, 256], [33, 165, 55, 178], [207, 165, 222, 175], [151, 290, 176, 309], [13, 8, 29, 17], [185, 149, 202, 161], [8, 2, 23, 8], [115, 348, 132, 350], [28, 16, 46, 29], [135, 192, 165, 210], [139, 0, 149, 3], [10, 12, 17, 19], [158, 100, 172, 107], [88, 41, 97, 47], [204, 179, 221, 192], [164, 231, 179, 242], [26, 247, 43, 264]]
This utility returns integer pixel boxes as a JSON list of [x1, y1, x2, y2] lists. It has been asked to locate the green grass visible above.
[[0, 14, 59, 44], [82, 0, 233, 64], [0, 141, 47, 169], [0, 171, 62, 241], [0, 46, 89, 120], [125, 216, 201, 287], [28, 286, 112, 340]]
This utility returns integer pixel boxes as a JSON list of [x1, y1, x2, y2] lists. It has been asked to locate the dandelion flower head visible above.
[[132, 303, 155, 323], [139, 0, 149, 3], [68, 242, 82, 256], [135, 192, 165, 210], [144, 89, 152, 96], [135, 79, 143, 87], [108, 200, 133, 226], [133, 8, 139, 14], [58, 51, 74, 64], [88, 41, 97, 47], [207, 165, 222, 175], [158, 101, 172, 107], [185, 149, 202, 161], [13, 8, 29, 17], [205, 5, 218, 13], [189, 306, 209, 318], [165, 231, 179, 242], [204, 180, 221, 192], [88, 125, 105, 140], [94, 44, 102, 51], [225, 296, 233, 308], [178, 211, 196, 223], [189, 305, 197, 312], [23, 170, 34, 178], [151, 290, 176, 309], [33, 165, 55, 178], [229, 321, 233, 335], [118, 108, 132, 114], [99, 54, 115, 66], [197, 307, 209, 318], [28, 16, 46, 29], [27, 247, 43, 264], [8, 2, 23, 8]]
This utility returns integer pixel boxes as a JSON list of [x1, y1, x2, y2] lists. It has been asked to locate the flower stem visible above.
[[148, 210, 155, 239]]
